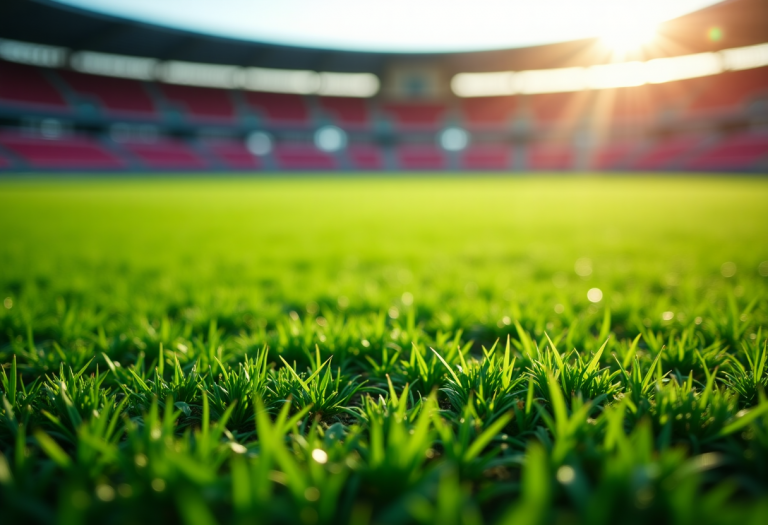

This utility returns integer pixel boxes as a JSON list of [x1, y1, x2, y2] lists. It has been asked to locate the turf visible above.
[[0, 175, 767, 525]]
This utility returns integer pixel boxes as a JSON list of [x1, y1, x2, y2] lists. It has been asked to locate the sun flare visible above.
[[600, 21, 658, 52]]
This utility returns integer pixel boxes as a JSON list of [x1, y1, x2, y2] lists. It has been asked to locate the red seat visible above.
[[245, 93, 310, 126], [591, 143, 638, 170], [684, 133, 768, 170], [461, 97, 517, 129], [59, 71, 156, 117], [382, 103, 447, 130], [318, 97, 370, 128], [396, 144, 446, 169], [687, 67, 768, 117], [528, 92, 591, 127], [0, 61, 69, 111], [120, 139, 208, 169], [160, 85, 236, 123], [629, 136, 703, 170], [274, 143, 336, 170], [200, 139, 261, 169], [460, 144, 511, 170], [0, 131, 124, 168], [528, 143, 573, 170], [346, 144, 383, 170]]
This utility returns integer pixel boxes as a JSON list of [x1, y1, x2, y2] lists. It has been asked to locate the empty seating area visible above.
[[160, 85, 236, 123], [461, 97, 518, 129], [199, 139, 261, 169], [318, 97, 370, 128], [687, 67, 768, 117], [460, 144, 511, 170], [0, 62, 69, 112], [58, 71, 157, 118], [528, 143, 574, 170], [118, 139, 208, 169], [684, 132, 768, 170], [273, 143, 336, 170], [245, 93, 310, 127], [629, 136, 703, 170], [1, 57, 767, 173], [0, 130, 124, 168], [382, 103, 447, 130], [396, 144, 446, 170], [591, 143, 638, 170], [346, 144, 383, 170]]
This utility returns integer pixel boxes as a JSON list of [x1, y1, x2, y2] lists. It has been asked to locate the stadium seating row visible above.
[[1, 129, 765, 171], [2, 61, 767, 130]]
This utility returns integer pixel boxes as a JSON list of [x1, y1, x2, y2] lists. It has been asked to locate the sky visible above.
[[54, 0, 725, 53]]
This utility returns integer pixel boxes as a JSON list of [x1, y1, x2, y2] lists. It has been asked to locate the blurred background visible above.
[[0, 0, 766, 173]]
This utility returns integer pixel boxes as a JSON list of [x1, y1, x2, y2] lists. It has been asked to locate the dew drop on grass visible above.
[[304, 487, 320, 501], [401, 292, 413, 305], [587, 288, 603, 303], [554, 304, 565, 314], [230, 443, 247, 454], [557, 465, 576, 484], [662, 311, 674, 321], [721, 262, 737, 277], [760, 261, 768, 277], [388, 307, 399, 319], [3, 297, 11, 309], [95, 484, 115, 502], [151, 479, 165, 492], [311, 449, 328, 464], [575, 258, 593, 277]]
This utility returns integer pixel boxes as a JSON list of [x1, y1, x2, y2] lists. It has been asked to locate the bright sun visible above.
[[600, 22, 658, 52]]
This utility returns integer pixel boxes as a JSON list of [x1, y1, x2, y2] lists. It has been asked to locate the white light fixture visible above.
[[314, 126, 347, 152], [439, 127, 469, 152], [245, 131, 273, 156]]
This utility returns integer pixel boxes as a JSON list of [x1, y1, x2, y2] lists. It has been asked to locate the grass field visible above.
[[1, 175, 768, 524]]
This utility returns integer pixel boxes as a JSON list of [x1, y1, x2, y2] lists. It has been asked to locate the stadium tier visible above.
[[0, 129, 124, 168], [58, 70, 158, 118], [0, 0, 767, 173]]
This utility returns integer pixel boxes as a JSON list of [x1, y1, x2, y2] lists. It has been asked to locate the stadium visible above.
[[0, 0, 768, 524], [0, 0, 767, 172]]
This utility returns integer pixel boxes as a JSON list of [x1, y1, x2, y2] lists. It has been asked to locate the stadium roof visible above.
[[51, 0, 725, 53], [1, 0, 766, 75]]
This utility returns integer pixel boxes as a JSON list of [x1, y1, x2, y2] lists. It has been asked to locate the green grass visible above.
[[1, 174, 767, 525]]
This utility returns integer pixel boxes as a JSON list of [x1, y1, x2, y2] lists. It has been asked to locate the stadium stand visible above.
[[273, 143, 337, 170], [117, 138, 208, 169], [58, 71, 157, 118], [0, 130, 124, 168], [0, 62, 69, 112], [160, 85, 236, 123], [590, 142, 639, 170], [686, 67, 768, 117], [346, 143, 384, 170], [460, 97, 518, 130], [460, 144, 512, 170], [528, 92, 593, 128], [396, 144, 446, 170], [0, 0, 767, 173], [683, 132, 768, 170], [199, 139, 262, 170], [382, 103, 447, 131], [318, 97, 371, 129], [629, 136, 704, 170], [528, 142, 574, 170], [245, 93, 311, 127]]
